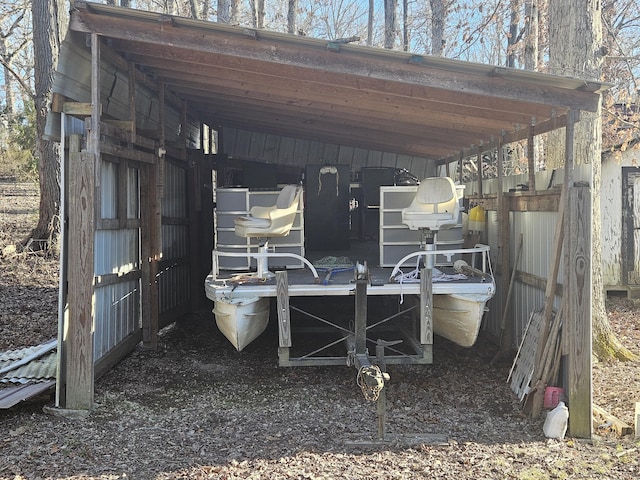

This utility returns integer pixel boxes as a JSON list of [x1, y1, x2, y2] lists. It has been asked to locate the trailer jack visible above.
[[346, 268, 448, 447]]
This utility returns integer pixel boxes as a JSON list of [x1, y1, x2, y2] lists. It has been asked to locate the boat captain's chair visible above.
[[234, 185, 301, 276], [402, 177, 460, 262]]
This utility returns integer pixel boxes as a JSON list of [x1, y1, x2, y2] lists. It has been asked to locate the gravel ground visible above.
[[1, 181, 639, 479]]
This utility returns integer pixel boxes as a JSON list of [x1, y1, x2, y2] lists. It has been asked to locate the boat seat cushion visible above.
[[235, 216, 271, 228]]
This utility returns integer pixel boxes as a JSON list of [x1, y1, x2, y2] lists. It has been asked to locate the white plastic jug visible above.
[[543, 401, 569, 439]]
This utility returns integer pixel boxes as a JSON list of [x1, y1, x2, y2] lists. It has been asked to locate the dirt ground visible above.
[[0, 181, 639, 480]]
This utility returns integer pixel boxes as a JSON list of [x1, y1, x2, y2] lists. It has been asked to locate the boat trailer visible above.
[[275, 262, 447, 445]]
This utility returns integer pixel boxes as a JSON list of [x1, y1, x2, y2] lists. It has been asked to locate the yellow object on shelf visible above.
[[468, 205, 486, 233]]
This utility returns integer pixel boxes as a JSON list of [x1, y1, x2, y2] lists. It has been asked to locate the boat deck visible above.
[[205, 240, 495, 300], [205, 264, 495, 299]]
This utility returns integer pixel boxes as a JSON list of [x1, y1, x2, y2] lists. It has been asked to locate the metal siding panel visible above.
[[101, 161, 118, 219], [127, 166, 140, 219], [158, 263, 190, 313], [94, 279, 140, 362], [263, 135, 281, 162], [250, 129, 269, 157], [506, 210, 564, 349], [337, 145, 354, 169], [307, 141, 326, 163], [162, 162, 187, 218], [95, 230, 139, 275], [366, 150, 382, 167], [293, 139, 310, 166]]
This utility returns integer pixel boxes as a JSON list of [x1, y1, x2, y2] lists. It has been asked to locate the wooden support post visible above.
[[355, 278, 368, 355], [527, 126, 536, 192], [477, 146, 483, 197], [64, 34, 101, 410], [419, 267, 433, 346], [117, 160, 128, 228], [188, 159, 200, 310], [376, 344, 387, 440], [276, 270, 292, 345], [635, 402, 640, 438], [65, 151, 95, 410], [141, 164, 160, 349], [158, 83, 166, 198], [567, 185, 592, 438], [276, 271, 291, 365], [62, 31, 102, 411], [127, 60, 137, 143], [562, 109, 592, 439], [496, 140, 512, 349]]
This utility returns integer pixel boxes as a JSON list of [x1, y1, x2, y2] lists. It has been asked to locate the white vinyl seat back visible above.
[[402, 177, 460, 231], [235, 185, 302, 238]]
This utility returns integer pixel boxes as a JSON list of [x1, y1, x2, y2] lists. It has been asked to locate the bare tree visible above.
[[549, 0, 635, 362], [287, 0, 297, 34], [429, 0, 448, 56], [251, 0, 265, 28], [0, 3, 30, 119], [384, 0, 397, 49], [506, 0, 522, 67], [367, 0, 373, 45], [523, 0, 539, 70], [402, 0, 408, 51], [28, 0, 66, 251]]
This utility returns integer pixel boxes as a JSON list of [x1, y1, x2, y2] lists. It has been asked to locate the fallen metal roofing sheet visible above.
[[0, 340, 58, 409], [0, 381, 56, 409]]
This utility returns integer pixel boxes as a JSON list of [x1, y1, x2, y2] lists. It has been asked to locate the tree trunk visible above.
[[1, 38, 14, 116], [402, 0, 408, 51], [384, 0, 397, 49], [523, 0, 538, 70], [507, 0, 521, 68], [549, 0, 636, 362], [367, 0, 374, 46], [28, 0, 63, 252], [218, 0, 231, 23], [429, 0, 446, 55], [188, 0, 199, 19], [287, 0, 297, 34], [251, 0, 265, 29]]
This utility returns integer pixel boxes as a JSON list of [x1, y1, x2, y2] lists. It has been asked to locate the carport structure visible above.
[[50, 1, 607, 437]]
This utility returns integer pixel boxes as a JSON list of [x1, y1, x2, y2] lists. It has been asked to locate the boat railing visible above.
[[211, 249, 319, 281], [389, 244, 493, 282]]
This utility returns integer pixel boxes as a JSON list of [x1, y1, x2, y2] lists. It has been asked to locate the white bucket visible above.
[[543, 401, 569, 439]]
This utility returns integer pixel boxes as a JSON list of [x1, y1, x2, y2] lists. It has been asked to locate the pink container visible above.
[[544, 386, 564, 409]]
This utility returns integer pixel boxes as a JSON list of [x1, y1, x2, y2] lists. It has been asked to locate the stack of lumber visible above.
[[508, 305, 564, 419], [526, 303, 564, 418]]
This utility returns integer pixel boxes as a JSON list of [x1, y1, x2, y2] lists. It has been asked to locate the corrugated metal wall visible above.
[[482, 210, 563, 346], [159, 160, 191, 316], [223, 127, 436, 179], [94, 161, 142, 361], [474, 169, 580, 348]]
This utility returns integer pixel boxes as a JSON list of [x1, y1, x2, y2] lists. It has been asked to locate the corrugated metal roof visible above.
[[0, 340, 57, 409]]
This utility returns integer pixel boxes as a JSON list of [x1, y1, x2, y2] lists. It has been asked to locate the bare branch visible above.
[[0, 55, 34, 100]]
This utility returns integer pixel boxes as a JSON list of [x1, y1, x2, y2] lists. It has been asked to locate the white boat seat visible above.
[[234, 185, 301, 238], [402, 177, 460, 231]]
